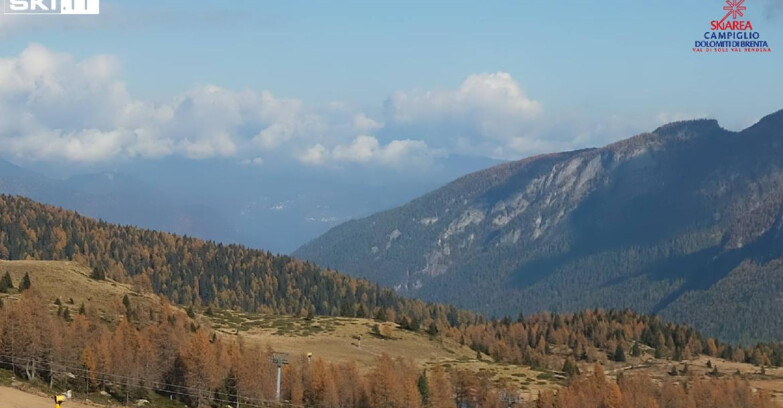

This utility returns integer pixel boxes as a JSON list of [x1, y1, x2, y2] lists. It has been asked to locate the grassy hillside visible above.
[[2, 260, 783, 406], [0, 260, 161, 324], [207, 310, 783, 404], [0, 260, 559, 398], [0, 194, 481, 329]]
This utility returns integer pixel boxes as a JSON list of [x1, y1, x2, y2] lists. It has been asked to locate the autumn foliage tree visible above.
[[536, 362, 775, 408], [0, 195, 482, 329], [428, 366, 455, 408], [3, 194, 783, 373], [0, 195, 782, 408], [0, 290, 777, 408]]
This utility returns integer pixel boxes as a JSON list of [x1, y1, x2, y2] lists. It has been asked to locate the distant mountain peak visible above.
[[747, 109, 783, 131], [604, 119, 726, 159], [296, 108, 783, 343], [652, 118, 721, 136]]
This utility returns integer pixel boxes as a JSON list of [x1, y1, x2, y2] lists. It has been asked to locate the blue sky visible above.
[[0, 0, 781, 170], [0, 0, 781, 252]]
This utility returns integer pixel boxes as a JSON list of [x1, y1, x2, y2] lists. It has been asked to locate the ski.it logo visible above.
[[4, 0, 99, 14]]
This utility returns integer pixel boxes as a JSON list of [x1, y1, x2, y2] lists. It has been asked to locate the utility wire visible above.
[[0, 352, 307, 408]]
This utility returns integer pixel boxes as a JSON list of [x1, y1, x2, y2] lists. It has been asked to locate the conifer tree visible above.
[[427, 322, 438, 337], [18, 272, 31, 291], [613, 344, 626, 362], [631, 342, 642, 357], [408, 317, 421, 332], [356, 304, 367, 318], [417, 372, 429, 407], [90, 265, 106, 281], [0, 271, 13, 292], [562, 358, 580, 378]]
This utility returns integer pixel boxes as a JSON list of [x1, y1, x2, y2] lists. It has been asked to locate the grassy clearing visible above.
[[209, 309, 344, 336], [207, 308, 562, 399], [0, 260, 161, 326]]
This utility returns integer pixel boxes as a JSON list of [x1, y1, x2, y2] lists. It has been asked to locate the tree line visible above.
[[0, 290, 774, 408], [2, 194, 783, 372], [0, 195, 481, 327], [534, 363, 776, 408], [440, 309, 783, 371]]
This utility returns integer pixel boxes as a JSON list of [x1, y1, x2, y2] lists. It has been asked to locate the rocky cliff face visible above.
[[295, 111, 783, 343]]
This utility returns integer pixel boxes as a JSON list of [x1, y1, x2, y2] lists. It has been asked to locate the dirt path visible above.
[[0, 386, 112, 408]]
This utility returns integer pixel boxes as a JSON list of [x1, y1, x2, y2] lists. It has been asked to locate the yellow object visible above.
[[54, 394, 66, 408]]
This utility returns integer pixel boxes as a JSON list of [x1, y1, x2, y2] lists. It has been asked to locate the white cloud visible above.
[[353, 113, 383, 132], [384, 72, 547, 159], [0, 45, 660, 169], [332, 135, 379, 162], [388, 72, 541, 123], [0, 45, 323, 163], [297, 144, 328, 165], [180, 132, 237, 159], [0, 45, 448, 168], [301, 135, 444, 168], [376, 139, 444, 167]]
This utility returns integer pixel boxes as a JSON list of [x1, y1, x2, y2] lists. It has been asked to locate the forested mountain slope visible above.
[[0, 195, 478, 327], [295, 110, 783, 343]]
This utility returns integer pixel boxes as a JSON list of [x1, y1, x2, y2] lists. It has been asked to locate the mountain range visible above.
[[0, 159, 233, 243], [0, 156, 494, 253], [295, 109, 783, 343]]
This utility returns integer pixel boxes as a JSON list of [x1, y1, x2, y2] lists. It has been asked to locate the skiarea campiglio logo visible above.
[[693, 0, 772, 53]]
